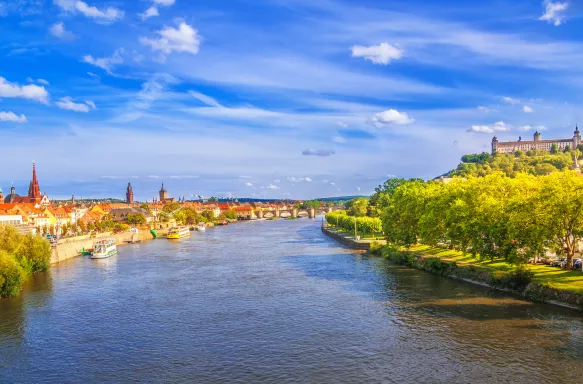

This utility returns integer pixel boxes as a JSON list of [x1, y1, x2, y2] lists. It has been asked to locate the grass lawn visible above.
[[408, 244, 583, 295]]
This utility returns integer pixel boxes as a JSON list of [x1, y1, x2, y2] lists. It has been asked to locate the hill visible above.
[[446, 150, 578, 178]]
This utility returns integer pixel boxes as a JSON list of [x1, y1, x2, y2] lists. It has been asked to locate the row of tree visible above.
[[0, 226, 51, 297], [373, 171, 583, 268], [326, 210, 382, 238]]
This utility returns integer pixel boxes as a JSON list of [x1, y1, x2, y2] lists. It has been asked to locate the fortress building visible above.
[[492, 126, 581, 155]]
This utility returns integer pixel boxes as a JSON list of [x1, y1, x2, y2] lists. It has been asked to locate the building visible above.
[[492, 126, 581, 155], [3, 163, 50, 206], [158, 183, 175, 204], [126, 182, 134, 204], [0, 187, 3, 202]]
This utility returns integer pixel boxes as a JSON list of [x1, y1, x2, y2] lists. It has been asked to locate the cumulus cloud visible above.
[[140, 22, 201, 58], [54, 0, 124, 22], [351, 42, 403, 65], [502, 96, 521, 104], [302, 149, 336, 156], [369, 109, 414, 127], [333, 136, 347, 143], [0, 111, 27, 123], [154, 0, 175, 5], [245, 182, 254, 187], [523, 105, 534, 113], [468, 121, 512, 134], [265, 184, 279, 190], [477, 106, 497, 113], [0, 77, 49, 104], [83, 48, 124, 73], [539, 1, 569, 26], [49, 22, 76, 39], [139, 6, 158, 20], [55, 97, 96, 112]]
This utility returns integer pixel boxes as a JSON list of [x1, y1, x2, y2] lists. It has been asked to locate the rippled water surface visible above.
[[1, 219, 583, 383]]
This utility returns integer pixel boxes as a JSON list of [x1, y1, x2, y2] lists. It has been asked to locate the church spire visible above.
[[28, 161, 41, 201]]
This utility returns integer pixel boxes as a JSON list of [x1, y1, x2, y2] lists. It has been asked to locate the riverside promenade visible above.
[[51, 230, 154, 264], [321, 223, 386, 250]]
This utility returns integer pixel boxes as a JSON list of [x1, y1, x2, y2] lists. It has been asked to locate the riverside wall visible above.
[[321, 226, 385, 250], [51, 230, 154, 264]]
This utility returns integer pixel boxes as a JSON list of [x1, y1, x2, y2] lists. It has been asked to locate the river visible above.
[[1, 219, 583, 383]]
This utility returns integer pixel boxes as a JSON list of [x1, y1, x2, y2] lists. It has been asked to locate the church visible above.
[[3, 163, 51, 206], [492, 126, 581, 155]]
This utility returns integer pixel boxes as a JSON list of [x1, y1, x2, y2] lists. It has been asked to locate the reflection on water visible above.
[[1, 219, 582, 383]]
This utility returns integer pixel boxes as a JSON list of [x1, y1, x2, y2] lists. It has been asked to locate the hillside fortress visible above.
[[492, 126, 581, 155]]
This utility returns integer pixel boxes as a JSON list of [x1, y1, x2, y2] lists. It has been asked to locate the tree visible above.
[[346, 198, 369, 217], [564, 145, 571, 153], [550, 143, 558, 154], [140, 203, 152, 214], [207, 197, 218, 203], [202, 210, 215, 221], [127, 213, 146, 225], [78, 221, 87, 233], [61, 224, 68, 236]]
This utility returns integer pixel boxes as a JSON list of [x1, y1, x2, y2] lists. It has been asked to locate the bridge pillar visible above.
[[292, 208, 298, 219], [309, 208, 315, 219], [275, 208, 280, 218], [257, 209, 263, 219]]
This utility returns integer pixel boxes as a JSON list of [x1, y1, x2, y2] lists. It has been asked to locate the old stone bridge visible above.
[[254, 206, 338, 220]]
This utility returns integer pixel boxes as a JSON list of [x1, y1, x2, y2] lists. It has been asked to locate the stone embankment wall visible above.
[[321, 226, 385, 250], [51, 230, 154, 264]]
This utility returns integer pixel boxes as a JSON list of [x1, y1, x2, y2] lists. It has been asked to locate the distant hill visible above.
[[315, 195, 366, 202], [445, 151, 577, 178]]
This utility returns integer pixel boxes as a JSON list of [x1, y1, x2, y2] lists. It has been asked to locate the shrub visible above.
[[423, 257, 457, 276], [0, 250, 27, 298], [368, 242, 384, 255], [489, 267, 534, 291], [14, 234, 51, 274]]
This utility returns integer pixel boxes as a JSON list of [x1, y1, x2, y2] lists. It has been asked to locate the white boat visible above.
[[91, 239, 118, 259], [196, 223, 206, 232], [167, 226, 191, 239]]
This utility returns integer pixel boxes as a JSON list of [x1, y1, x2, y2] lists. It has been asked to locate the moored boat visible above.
[[91, 239, 117, 259], [166, 226, 191, 239], [196, 223, 206, 232]]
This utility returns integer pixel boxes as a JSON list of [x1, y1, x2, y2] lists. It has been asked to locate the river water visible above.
[[1, 219, 583, 383]]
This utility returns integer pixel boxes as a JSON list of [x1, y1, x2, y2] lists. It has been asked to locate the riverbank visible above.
[[370, 244, 583, 312], [51, 229, 155, 264], [321, 225, 385, 250]]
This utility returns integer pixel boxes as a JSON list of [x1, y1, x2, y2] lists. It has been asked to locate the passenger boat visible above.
[[91, 239, 117, 259], [166, 226, 191, 239], [196, 223, 206, 232]]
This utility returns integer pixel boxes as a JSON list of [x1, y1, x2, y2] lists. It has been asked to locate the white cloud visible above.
[[369, 109, 414, 127], [286, 177, 312, 182], [87, 72, 99, 80], [539, 1, 569, 26], [302, 149, 336, 156], [139, 6, 158, 20], [520, 125, 547, 131], [83, 48, 124, 73], [273, 179, 281, 183], [351, 42, 403, 65], [0, 111, 27, 123], [523, 105, 534, 113], [469, 121, 513, 134], [337, 121, 348, 128], [55, 97, 95, 112], [265, 184, 279, 190], [154, 0, 175, 5], [477, 106, 497, 112], [333, 136, 347, 143], [502, 96, 521, 105], [37, 79, 50, 85], [49, 22, 76, 39], [140, 22, 201, 58], [245, 182, 254, 187], [54, 0, 124, 22], [0, 77, 49, 104], [357, 187, 361, 192], [189, 90, 221, 107]]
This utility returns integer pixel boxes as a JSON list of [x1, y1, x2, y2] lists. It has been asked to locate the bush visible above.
[[423, 257, 457, 276], [0, 250, 27, 298], [368, 242, 384, 255], [14, 234, 51, 274], [490, 267, 534, 291]]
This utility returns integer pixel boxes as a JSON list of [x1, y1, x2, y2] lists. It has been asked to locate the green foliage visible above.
[[140, 203, 152, 213], [127, 213, 146, 225], [0, 250, 27, 298], [222, 210, 238, 220], [449, 151, 574, 178], [489, 267, 534, 291], [345, 197, 370, 217], [14, 234, 51, 274], [326, 211, 382, 237], [113, 223, 130, 233], [301, 200, 321, 210]]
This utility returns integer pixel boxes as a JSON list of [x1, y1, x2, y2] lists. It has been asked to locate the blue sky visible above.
[[1, 0, 582, 200]]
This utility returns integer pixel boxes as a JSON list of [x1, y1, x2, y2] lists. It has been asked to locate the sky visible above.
[[1, 0, 583, 201]]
